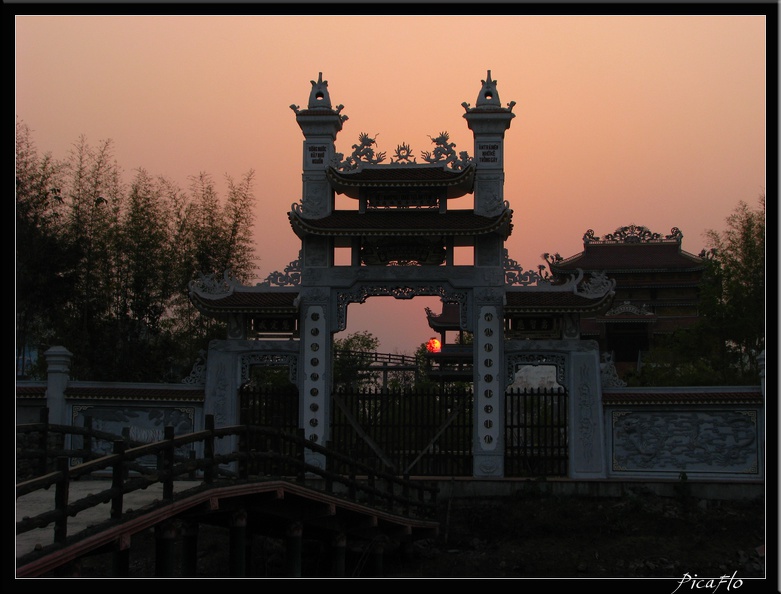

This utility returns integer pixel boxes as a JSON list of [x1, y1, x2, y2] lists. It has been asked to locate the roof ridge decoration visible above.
[[600, 352, 627, 388], [257, 251, 303, 287], [605, 300, 654, 317], [332, 131, 473, 172], [504, 249, 551, 286], [504, 249, 615, 298], [583, 225, 684, 245], [189, 269, 240, 298]]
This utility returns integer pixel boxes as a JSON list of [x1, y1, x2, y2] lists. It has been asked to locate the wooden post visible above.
[[163, 426, 174, 500], [181, 520, 199, 577], [204, 415, 215, 483], [370, 539, 384, 577], [331, 532, 346, 577], [37, 407, 49, 477], [230, 509, 248, 577], [53, 456, 70, 544], [112, 535, 130, 577], [154, 521, 178, 577], [285, 521, 303, 577], [111, 439, 125, 520]]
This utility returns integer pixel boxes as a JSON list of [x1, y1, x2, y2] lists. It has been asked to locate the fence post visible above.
[[83, 415, 93, 463], [296, 428, 306, 482], [204, 414, 215, 483], [37, 407, 50, 477], [163, 426, 174, 500], [111, 439, 125, 520], [53, 456, 70, 544]]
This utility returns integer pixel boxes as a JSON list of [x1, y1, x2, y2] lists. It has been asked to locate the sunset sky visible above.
[[15, 15, 768, 355]]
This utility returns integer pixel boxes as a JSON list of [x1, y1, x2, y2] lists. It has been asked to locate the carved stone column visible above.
[[472, 289, 505, 477]]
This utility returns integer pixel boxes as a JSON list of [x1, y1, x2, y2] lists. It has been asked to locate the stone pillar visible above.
[[293, 72, 345, 221], [44, 346, 72, 426], [463, 70, 516, 220], [567, 347, 607, 478], [472, 290, 505, 477], [203, 341, 241, 466], [298, 291, 331, 470]]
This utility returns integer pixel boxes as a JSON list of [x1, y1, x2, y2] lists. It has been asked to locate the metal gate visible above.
[[329, 387, 473, 477], [239, 383, 300, 475], [504, 386, 568, 477], [238, 384, 567, 478]]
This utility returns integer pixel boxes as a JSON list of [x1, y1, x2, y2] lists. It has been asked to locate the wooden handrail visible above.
[[16, 414, 439, 551]]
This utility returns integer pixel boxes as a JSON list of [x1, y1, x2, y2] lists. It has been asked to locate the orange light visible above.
[[426, 338, 441, 353]]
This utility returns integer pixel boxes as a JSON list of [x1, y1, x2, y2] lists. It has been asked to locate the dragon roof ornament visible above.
[[583, 225, 683, 245], [332, 131, 473, 172], [189, 269, 241, 297]]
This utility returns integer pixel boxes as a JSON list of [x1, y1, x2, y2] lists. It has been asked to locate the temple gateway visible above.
[[189, 72, 617, 478]]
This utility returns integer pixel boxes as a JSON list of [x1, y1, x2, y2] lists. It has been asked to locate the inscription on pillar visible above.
[[302, 306, 326, 444], [476, 305, 502, 452]]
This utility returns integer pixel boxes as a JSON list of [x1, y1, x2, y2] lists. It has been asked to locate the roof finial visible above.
[[307, 72, 332, 110], [476, 69, 501, 108]]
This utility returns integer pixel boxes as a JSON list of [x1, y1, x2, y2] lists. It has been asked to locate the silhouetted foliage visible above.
[[15, 121, 257, 381], [626, 194, 765, 386]]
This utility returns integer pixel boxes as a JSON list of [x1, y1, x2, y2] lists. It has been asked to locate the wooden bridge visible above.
[[16, 414, 439, 578]]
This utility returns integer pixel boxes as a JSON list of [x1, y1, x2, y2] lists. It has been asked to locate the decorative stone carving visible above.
[[421, 131, 473, 171], [336, 284, 467, 331], [584, 225, 683, 244], [506, 353, 567, 385], [390, 142, 416, 164], [189, 269, 239, 297], [604, 301, 653, 317], [240, 353, 298, 384], [182, 350, 207, 384], [258, 252, 303, 287], [575, 271, 616, 298], [504, 249, 551, 286], [600, 351, 627, 388]]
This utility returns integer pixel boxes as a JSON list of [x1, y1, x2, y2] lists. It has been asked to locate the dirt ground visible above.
[[60, 486, 766, 582]]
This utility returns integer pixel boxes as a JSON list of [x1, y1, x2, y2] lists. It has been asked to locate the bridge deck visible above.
[[16, 477, 439, 578]]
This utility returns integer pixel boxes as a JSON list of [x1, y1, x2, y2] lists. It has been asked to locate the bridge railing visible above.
[[16, 413, 439, 552]]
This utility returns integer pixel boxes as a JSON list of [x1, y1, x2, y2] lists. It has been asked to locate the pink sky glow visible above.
[[15, 15, 767, 354]]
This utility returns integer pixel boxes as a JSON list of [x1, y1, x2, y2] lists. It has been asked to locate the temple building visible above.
[[544, 225, 706, 376]]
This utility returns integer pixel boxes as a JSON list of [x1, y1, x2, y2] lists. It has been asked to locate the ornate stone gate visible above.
[[189, 72, 615, 478]]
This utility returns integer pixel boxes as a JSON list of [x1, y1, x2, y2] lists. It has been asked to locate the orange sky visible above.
[[14, 15, 768, 355]]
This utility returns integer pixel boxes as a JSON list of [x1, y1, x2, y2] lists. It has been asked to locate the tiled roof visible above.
[[16, 384, 46, 398], [505, 290, 614, 313], [602, 388, 762, 406], [551, 243, 705, 272], [190, 290, 299, 310], [289, 209, 512, 238], [327, 164, 475, 199], [63, 386, 205, 401]]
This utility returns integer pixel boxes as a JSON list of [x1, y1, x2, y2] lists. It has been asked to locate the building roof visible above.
[[602, 387, 762, 405], [289, 208, 513, 239], [548, 225, 705, 274], [63, 385, 205, 401], [504, 289, 614, 314], [189, 289, 299, 315], [551, 242, 705, 273], [327, 163, 475, 200]]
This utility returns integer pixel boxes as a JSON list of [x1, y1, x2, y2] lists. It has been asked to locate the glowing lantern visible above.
[[426, 338, 442, 353]]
